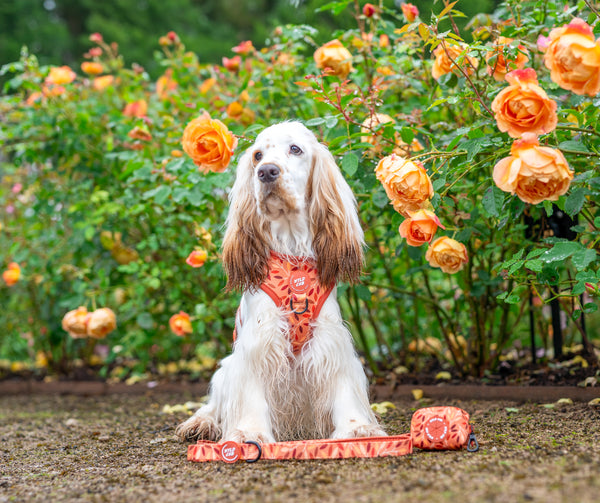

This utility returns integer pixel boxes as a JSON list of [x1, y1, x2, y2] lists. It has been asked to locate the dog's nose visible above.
[[257, 164, 280, 184]]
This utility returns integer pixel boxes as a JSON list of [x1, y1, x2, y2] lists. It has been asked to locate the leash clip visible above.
[[245, 441, 262, 463], [466, 426, 479, 452], [290, 296, 309, 315]]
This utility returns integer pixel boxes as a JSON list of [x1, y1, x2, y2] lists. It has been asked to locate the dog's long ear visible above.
[[222, 150, 270, 291], [308, 143, 364, 287]]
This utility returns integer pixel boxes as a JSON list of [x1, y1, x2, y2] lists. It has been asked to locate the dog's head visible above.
[[222, 121, 364, 291]]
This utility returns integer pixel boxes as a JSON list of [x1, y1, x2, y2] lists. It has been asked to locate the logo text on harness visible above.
[[220, 441, 241, 463], [289, 270, 309, 293]]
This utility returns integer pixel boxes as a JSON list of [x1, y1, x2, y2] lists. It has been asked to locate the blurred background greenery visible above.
[[0, 0, 496, 76]]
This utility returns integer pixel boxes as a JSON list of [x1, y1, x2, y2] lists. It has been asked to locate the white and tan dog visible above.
[[176, 122, 385, 443]]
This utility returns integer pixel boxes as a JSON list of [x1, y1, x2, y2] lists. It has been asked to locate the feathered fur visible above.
[[176, 121, 384, 443]]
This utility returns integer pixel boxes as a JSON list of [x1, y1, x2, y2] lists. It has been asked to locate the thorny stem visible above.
[[556, 125, 600, 138]]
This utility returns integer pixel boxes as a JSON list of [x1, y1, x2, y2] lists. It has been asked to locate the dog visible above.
[[176, 121, 385, 443]]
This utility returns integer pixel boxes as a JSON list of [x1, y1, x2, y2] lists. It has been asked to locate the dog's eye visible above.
[[290, 145, 302, 155], [254, 151, 263, 162]]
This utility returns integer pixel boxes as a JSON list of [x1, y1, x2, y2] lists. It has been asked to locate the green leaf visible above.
[[482, 186, 505, 218], [186, 186, 205, 206], [341, 153, 359, 176], [305, 117, 325, 126], [571, 248, 597, 271], [526, 259, 543, 272], [459, 137, 488, 161], [558, 140, 590, 153], [540, 242, 582, 263], [354, 285, 372, 302], [564, 187, 586, 216], [136, 312, 154, 329], [400, 127, 414, 144], [583, 302, 598, 314], [372, 190, 390, 209]]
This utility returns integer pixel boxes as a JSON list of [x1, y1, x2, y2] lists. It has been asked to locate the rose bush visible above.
[[0, 0, 598, 379]]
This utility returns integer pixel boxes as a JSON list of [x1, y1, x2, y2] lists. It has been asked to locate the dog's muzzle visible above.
[[257, 164, 280, 184]]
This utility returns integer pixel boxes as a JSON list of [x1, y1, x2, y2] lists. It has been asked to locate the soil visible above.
[[2, 390, 599, 503]]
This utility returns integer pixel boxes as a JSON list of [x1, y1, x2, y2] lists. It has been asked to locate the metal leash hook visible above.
[[290, 296, 309, 315], [466, 426, 479, 452], [245, 441, 262, 463]]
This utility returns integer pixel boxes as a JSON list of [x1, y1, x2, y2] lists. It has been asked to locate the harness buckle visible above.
[[290, 296, 309, 315]]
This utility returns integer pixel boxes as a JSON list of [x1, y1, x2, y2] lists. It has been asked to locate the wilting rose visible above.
[[123, 99, 148, 118], [314, 40, 353, 79], [486, 36, 529, 81], [81, 62, 104, 75], [375, 154, 433, 216], [186, 250, 208, 268], [169, 311, 192, 336], [2, 262, 21, 287], [431, 43, 478, 80], [399, 210, 445, 247], [232, 40, 255, 55], [128, 125, 152, 142], [87, 308, 117, 339], [544, 18, 600, 96], [401, 3, 419, 22], [93, 75, 114, 91], [493, 133, 573, 205], [156, 69, 177, 99], [425, 237, 469, 274], [181, 112, 238, 173], [46, 66, 76, 85], [491, 68, 557, 138], [62, 306, 91, 338]]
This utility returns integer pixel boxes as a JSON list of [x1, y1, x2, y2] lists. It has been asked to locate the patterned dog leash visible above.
[[187, 406, 479, 463]]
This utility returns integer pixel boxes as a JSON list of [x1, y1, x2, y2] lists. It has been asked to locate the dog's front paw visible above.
[[331, 423, 387, 439], [176, 413, 221, 443], [224, 429, 275, 444]]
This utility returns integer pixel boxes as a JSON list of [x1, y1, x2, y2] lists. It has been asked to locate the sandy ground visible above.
[[1, 389, 599, 503]]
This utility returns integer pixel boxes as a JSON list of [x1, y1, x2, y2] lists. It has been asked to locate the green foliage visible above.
[[0, 0, 598, 378]]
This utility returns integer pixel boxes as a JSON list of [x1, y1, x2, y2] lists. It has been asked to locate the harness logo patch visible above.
[[424, 416, 448, 442], [289, 270, 309, 293], [220, 441, 241, 463]]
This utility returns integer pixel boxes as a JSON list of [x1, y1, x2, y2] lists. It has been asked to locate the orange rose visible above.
[[186, 250, 208, 268], [314, 40, 353, 79], [46, 65, 76, 85], [232, 40, 255, 55], [401, 3, 419, 22], [2, 262, 21, 286], [493, 133, 573, 205], [399, 210, 445, 247], [200, 78, 217, 95], [87, 308, 117, 339], [375, 154, 433, 216], [431, 43, 479, 80], [81, 62, 104, 75], [169, 311, 192, 336], [93, 75, 114, 91], [544, 18, 600, 96], [486, 36, 529, 81], [425, 237, 468, 274], [222, 56, 241, 72], [181, 112, 238, 173], [62, 306, 91, 338], [491, 68, 557, 138], [226, 101, 244, 118], [123, 99, 148, 118]]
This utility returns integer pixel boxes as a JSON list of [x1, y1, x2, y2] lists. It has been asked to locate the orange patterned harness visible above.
[[234, 252, 334, 355]]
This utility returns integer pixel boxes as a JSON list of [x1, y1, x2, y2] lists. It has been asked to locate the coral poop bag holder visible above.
[[187, 406, 479, 463]]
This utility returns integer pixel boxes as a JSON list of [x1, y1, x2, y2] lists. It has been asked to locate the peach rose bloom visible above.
[[169, 311, 193, 336], [361, 113, 395, 149], [491, 68, 557, 138], [200, 78, 217, 95], [222, 55, 241, 72], [81, 62, 103, 75], [493, 133, 573, 205], [432, 43, 478, 80], [62, 306, 91, 338], [486, 36, 529, 81], [544, 18, 600, 96], [401, 3, 419, 22], [186, 250, 208, 268], [46, 66, 76, 85], [2, 262, 21, 286], [425, 237, 468, 274], [375, 154, 433, 216], [93, 75, 114, 91], [399, 210, 445, 247], [87, 308, 117, 339], [232, 40, 255, 55], [123, 99, 148, 117], [314, 40, 353, 79], [181, 112, 238, 173]]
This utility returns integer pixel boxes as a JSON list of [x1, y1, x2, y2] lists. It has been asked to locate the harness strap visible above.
[[188, 434, 412, 463]]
